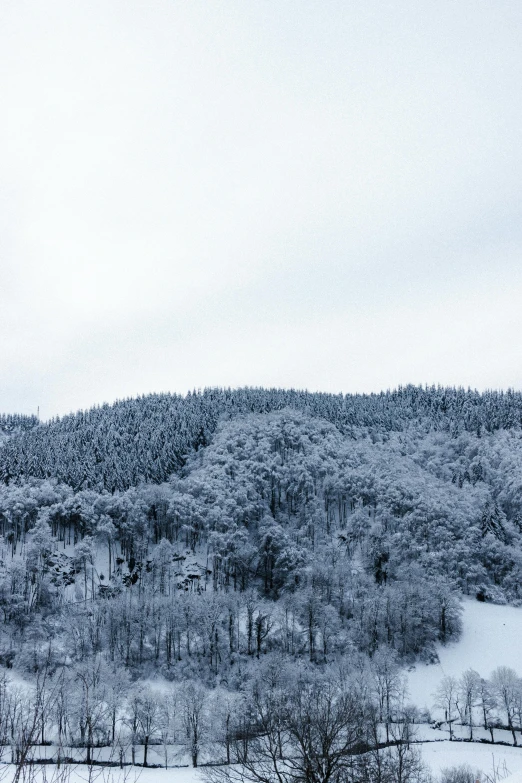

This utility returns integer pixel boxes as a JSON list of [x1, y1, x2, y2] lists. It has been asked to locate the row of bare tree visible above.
[[435, 666, 522, 745], [0, 653, 432, 783]]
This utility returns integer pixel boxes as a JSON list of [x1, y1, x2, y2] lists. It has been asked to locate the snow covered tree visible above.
[[491, 666, 521, 745], [180, 681, 209, 768], [458, 669, 480, 740], [434, 676, 459, 740]]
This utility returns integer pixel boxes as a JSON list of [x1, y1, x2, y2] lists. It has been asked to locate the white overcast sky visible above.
[[1, 1, 522, 419]]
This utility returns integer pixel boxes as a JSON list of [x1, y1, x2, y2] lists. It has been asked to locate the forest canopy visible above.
[[2, 385, 522, 490]]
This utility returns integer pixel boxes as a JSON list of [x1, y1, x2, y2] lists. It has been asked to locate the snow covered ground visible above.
[[0, 765, 203, 783], [2, 745, 522, 782], [419, 740, 522, 775], [407, 598, 522, 715]]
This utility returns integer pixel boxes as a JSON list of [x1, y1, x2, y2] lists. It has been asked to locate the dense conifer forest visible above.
[[2, 386, 522, 776], [3, 385, 522, 489]]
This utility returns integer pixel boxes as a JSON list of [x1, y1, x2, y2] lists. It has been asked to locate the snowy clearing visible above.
[[407, 598, 522, 714], [419, 740, 522, 775], [0, 766, 203, 783]]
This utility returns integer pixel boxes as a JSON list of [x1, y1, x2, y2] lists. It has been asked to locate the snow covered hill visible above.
[[407, 597, 522, 715]]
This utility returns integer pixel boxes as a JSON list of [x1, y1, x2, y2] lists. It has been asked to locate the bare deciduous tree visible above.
[[181, 681, 208, 768], [434, 676, 458, 741], [491, 666, 520, 746], [206, 676, 370, 783]]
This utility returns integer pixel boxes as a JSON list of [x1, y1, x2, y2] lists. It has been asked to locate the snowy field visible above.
[[0, 766, 202, 783], [419, 741, 522, 775], [3, 746, 522, 782], [407, 598, 522, 714]]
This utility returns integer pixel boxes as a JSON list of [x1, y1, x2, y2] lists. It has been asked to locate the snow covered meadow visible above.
[[408, 598, 522, 715], [1, 739, 522, 781], [409, 598, 522, 774], [0, 765, 202, 783]]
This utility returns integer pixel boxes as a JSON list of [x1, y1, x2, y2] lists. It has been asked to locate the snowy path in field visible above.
[[407, 598, 522, 714]]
